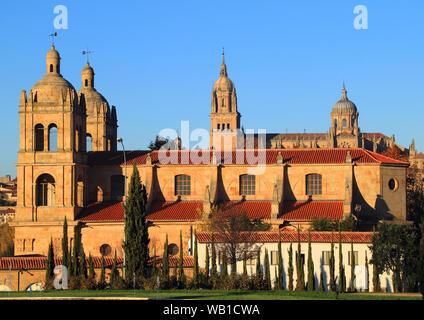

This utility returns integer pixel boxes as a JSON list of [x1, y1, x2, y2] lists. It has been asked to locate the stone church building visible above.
[[11, 45, 409, 260]]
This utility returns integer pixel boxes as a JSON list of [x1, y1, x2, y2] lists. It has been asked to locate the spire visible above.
[[341, 82, 348, 101], [220, 48, 227, 77]]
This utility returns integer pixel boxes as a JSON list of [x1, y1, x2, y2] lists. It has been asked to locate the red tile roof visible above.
[[281, 201, 343, 221], [0, 256, 123, 270], [0, 256, 193, 270], [217, 201, 271, 219], [78, 201, 124, 222], [148, 201, 203, 221], [88, 148, 409, 166], [77, 200, 345, 222], [196, 231, 373, 244]]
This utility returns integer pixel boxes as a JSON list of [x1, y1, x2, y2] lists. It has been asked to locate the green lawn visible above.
[[0, 290, 422, 300]]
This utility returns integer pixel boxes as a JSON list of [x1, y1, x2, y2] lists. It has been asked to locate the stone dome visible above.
[[78, 62, 109, 114], [30, 46, 77, 103], [213, 54, 234, 92], [332, 85, 357, 113]]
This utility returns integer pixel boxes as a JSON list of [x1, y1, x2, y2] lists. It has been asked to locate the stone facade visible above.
[[11, 46, 409, 261]]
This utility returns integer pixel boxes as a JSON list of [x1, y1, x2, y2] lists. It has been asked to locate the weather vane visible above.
[[82, 49, 94, 63], [49, 32, 57, 46]]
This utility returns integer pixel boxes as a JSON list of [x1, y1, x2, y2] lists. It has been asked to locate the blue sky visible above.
[[0, 0, 423, 177]]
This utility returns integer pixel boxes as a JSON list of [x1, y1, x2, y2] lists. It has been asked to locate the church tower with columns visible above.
[[209, 51, 241, 150]]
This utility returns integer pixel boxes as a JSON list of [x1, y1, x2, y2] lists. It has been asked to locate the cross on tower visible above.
[[49, 32, 57, 45], [82, 49, 94, 63]]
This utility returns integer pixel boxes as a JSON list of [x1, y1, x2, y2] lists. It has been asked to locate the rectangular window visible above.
[[175, 175, 191, 196], [348, 251, 358, 265], [322, 251, 331, 265], [246, 252, 257, 265], [239, 174, 256, 196], [306, 174, 322, 196], [271, 251, 279, 265]]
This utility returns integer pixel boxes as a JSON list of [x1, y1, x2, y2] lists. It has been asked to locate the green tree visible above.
[[222, 253, 228, 277], [418, 221, 424, 297], [329, 232, 336, 292], [193, 233, 199, 286], [338, 227, 345, 292], [307, 231, 315, 291], [318, 268, 325, 292], [288, 243, 294, 291], [88, 254, 95, 280], [255, 249, 261, 278], [79, 242, 87, 279], [295, 229, 305, 291], [45, 238, 55, 282], [110, 250, 119, 287], [365, 252, 369, 292], [264, 249, 271, 290], [211, 233, 217, 279], [205, 243, 210, 281], [162, 234, 169, 279], [350, 238, 356, 292], [370, 223, 419, 293], [277, 231, 283, 290], [123, 163, 150, 280], [62, 217, 69, 268], [68, 242, 74, 277], [99, 254, 106, 287], [72, 232, 80, 277], [243, 251, 247, 277], [178, 231, 185, 285]]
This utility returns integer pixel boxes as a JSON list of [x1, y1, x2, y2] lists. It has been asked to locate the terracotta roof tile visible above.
[[78, 201, 124, 222], [0, 256, 123, 270], [88, 148, 409, 166], [217, 201, 271, 219], [150, 256, 194, 268], [196, 231, 373, 244], [281, 201, 344, 221], [148, 201, 203, 221]]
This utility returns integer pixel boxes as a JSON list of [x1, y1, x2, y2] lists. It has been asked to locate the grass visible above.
[[0, 289, 422, 300]]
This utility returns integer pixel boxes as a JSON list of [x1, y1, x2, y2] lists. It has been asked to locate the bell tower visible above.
[[210, 50, 241, 150], [14, 45, 88, 255]]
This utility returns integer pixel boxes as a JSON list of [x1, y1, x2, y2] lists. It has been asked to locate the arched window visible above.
[[85, 79, 88, 87], [111, 175, 125, 198], [239, 174, 255, 195], [306, 174, 322, 196], [100, 244, 112, 256], [227, 123, 230, 130], [49, 64, 53, 73], [217, 124, 220, 130], [75, 128, 79, 152], [86, 134, 92, 152], [168, 243, 179, 256], [342, 119, 347, 128], [36, 174, 55, 206], [48, 124, 57, 151], [175, 174, 191, 196], [35, 124, 44, 151]]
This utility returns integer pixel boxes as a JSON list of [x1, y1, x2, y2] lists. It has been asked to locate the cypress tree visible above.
[[88, 254, 95, 280], [338, 227, 345, 292], [162, 234, 169, 279], [365, 252, 369, 292], [45, 238, 55, 282], [329, 232, 335, 292], [277, 231, 283, 290], [318, 268, 325, 292], [110, 250, 118, 286], [350, 237, 356, 292], [222, 254, 228, 277], [307, 231, 315, 291], [72, 232, 80, 277], [178, 231, 185, 283], [288, 243, 294, 291], [99, 254, 106, 286], [418, 221, 424, 297], [295, 228, 305, 291], [264, 249, 271, 290], [205, 244, 210, 280], [123, 163, 150, 280], [372, 261, 381, 292], [255, 249, 261, 278], [193, 233, 199, 284], [68, 242, 74, 277], [211, 233, 217, 278], [62, 217, 69, 268], [243, 252, 247, 277], [79, 242, 87, 279], [152, 246, 157, 279]]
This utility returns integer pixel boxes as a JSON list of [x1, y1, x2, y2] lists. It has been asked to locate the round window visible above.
[[100, 244, 112, 256], [168, 243, 179, 256], [388, 179, 397, 191]]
